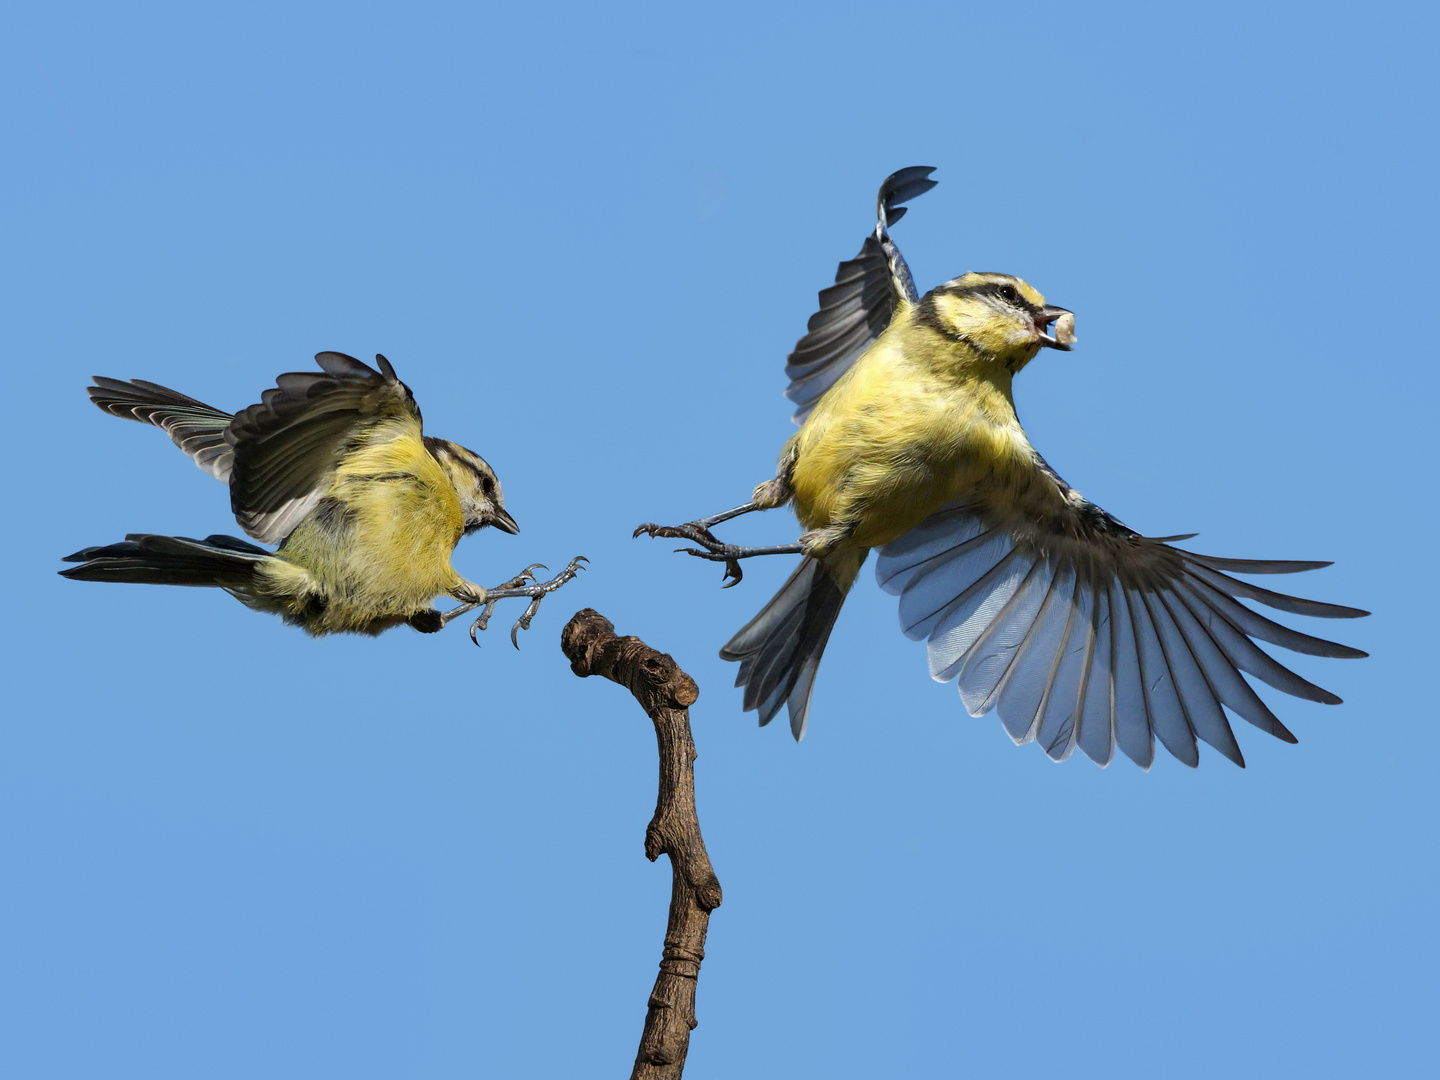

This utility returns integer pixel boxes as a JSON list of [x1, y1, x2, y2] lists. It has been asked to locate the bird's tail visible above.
[[60, 533, 272, 593], [720, 550, 866, 741]]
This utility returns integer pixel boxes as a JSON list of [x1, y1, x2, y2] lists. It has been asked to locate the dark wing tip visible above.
[[375, 353, 397, 380], [877, 166, 938, 228], [86, 376, 138, 410], [313, 351, 379, 379], [1326, 605, 1369, 620]]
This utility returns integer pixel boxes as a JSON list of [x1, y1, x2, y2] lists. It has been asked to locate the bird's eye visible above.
[[999, 285, 1020, 304]]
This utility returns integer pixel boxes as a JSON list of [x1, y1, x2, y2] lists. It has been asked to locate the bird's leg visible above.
[[634, 479, 797, 587], [441, 557, 588, 648]]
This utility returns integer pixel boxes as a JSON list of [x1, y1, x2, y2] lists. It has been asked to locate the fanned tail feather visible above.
[[720, 553, 863, 741]]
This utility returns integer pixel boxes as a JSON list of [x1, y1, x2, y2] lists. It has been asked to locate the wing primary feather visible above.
[[1172, 581, 1340, 706], [877, 166, 938, 229], [1182, 574, 1368, 658], [87, 377, 236, 481], [1163, 587, 1297, 743], [1174, 550, 1333, 575], [1148, 591, 1244, 767], [784, 169, 938, 423], [1036, 584, 1093, 762], [1183, 561, 1369, 619], [1109, 581, 1154, 769], [1126, 589, 1199, 767], [313, 351, 379, 379], [1076, 586, 1117, 767]]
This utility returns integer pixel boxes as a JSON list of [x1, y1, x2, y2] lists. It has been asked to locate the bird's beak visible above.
[[1036, 305, 1075, 351], [491, 508, 520, 535]]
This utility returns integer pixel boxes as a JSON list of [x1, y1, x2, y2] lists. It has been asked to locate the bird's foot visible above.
[[634, 520, 747, 586], [461, 556, 589, 648], [634, 521, 803, 588], [633, 520, 725, 547]]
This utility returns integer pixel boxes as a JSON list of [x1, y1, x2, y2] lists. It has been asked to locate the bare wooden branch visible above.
[[561, 608, 722, 1080]]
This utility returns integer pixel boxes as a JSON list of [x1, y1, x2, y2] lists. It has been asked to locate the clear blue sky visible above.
[[3, 2, 1435, 1077]]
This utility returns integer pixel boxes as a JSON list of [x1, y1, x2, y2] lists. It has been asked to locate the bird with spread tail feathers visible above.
[[62, 352, 584, 643], [638, 167, 1366, 767]]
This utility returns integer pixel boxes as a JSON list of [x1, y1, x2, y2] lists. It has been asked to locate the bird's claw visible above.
[[634, 521, 724, 548], [676, 546, 745, 587], [637, 521, 744, 586], [467, 556, 588, 648]]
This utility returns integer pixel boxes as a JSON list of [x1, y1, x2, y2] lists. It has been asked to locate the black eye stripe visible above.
[[424, 436, 495, 493], [936, 281, 1038, 312], [458, 457, 496, 496]]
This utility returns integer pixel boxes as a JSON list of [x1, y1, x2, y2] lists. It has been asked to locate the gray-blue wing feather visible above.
[[876, 500, 1367, 769]]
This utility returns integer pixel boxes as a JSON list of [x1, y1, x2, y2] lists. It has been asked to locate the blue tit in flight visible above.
[[63, 352, 584, 643], [638, 168, 1366, 767]]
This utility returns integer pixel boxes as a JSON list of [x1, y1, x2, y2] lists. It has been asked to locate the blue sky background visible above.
[[3, 2, 1436, 1077]]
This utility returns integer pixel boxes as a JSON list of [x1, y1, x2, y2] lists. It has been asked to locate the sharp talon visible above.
[[464, 556, 586, 647], [634, 524, 657, 539], [638, 511, 798, 586]]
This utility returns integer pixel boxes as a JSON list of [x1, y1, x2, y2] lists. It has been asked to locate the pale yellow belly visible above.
[[789, 367, 1034, 551]]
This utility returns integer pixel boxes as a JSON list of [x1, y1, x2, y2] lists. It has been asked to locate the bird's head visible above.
[[917, 272, 1074, 373], [424, 437, 519, 537]]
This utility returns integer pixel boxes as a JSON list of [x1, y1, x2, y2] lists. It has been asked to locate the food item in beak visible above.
[[1054, 311, 1077, 347]]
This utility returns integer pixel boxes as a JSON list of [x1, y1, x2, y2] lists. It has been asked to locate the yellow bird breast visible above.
[[789, 321, 1037, 550], [266, 419, 467, 632]]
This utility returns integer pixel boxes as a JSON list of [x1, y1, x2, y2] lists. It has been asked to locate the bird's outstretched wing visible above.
[[227, 352, 421, 544], [875, 489, 1368, 769], [783, 166, 939, 423], [87, 378, 236, 482]]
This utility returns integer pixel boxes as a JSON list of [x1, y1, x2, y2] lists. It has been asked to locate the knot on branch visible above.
[[561, 609, 699, 710], [694, 877, 723, 912]]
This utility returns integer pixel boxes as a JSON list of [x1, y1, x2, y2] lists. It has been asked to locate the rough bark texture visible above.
[[561, 609, 722, 1080]]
